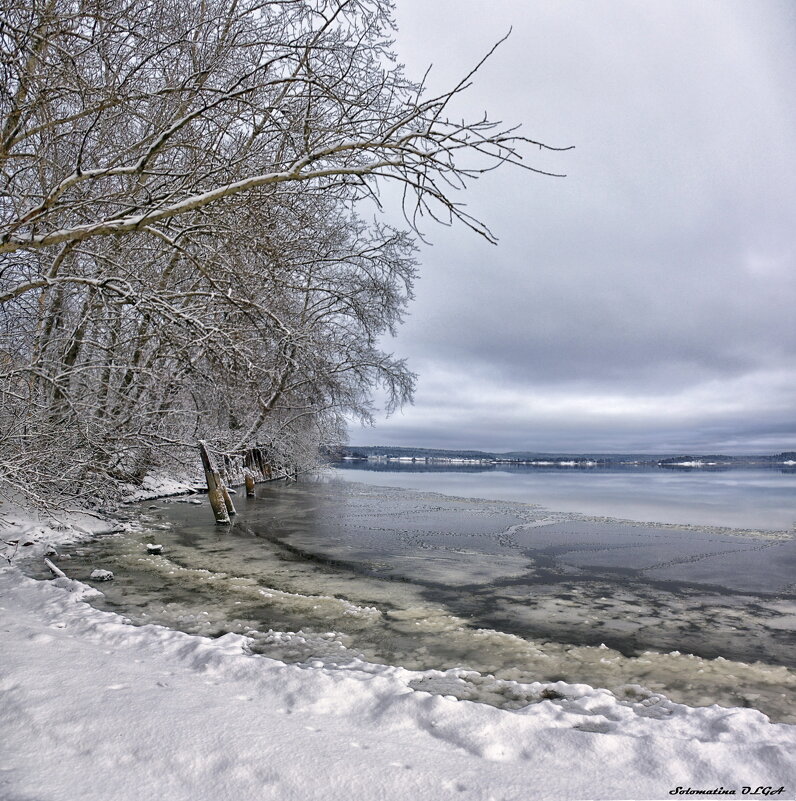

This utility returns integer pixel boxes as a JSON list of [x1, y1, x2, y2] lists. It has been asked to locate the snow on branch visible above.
[[0, 0, 569, 507]]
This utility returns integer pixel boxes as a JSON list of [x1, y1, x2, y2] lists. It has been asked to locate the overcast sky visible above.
[[350, 0, 796, 455]]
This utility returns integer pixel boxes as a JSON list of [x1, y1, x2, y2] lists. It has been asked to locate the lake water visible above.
[[334, 462, 796, 531], [30, 465, 796, 722]]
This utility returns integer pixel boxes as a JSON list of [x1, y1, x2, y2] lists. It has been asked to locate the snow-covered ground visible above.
[[1, 507, 795, 801]]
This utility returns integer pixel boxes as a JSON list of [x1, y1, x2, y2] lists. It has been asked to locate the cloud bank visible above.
[[350, 0, 796, 454]]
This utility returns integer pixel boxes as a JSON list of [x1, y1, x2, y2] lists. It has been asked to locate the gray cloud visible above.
[[350, 0, 796, 453]]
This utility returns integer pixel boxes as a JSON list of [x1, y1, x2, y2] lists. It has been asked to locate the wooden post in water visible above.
[[221, 481, 236, 516], [244, 468, 256, 497], [198, 440, 232, 525]]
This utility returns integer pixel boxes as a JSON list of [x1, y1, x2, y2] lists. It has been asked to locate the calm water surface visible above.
[[334, 463, 796, 530]]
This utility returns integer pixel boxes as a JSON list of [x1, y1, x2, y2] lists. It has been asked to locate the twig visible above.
[[44, 557, 68, 579]]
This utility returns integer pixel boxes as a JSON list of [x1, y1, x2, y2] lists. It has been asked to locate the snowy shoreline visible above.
[[1, 496, 795, 801]]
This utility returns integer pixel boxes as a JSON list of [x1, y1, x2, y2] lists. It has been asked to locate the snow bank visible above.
[[1, 510, 794, 801], [120, 472, 205, 502]]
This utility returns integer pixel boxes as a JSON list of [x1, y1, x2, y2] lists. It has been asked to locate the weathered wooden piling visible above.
[[221, 481, 237, 516], [198, 440, 233, 525]]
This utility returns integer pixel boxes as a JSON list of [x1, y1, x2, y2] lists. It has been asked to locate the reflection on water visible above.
[[29, 476, 796, 723], [334, 464, 796, 530]]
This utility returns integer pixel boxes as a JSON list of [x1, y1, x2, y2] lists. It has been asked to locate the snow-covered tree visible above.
[[0, 0, 567, 505]]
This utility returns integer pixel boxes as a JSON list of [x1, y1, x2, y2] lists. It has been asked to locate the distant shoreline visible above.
[[330, 445, 796, 470]]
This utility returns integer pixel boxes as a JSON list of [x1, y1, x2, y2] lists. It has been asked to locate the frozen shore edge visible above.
[[1, 488, 794, 801]]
